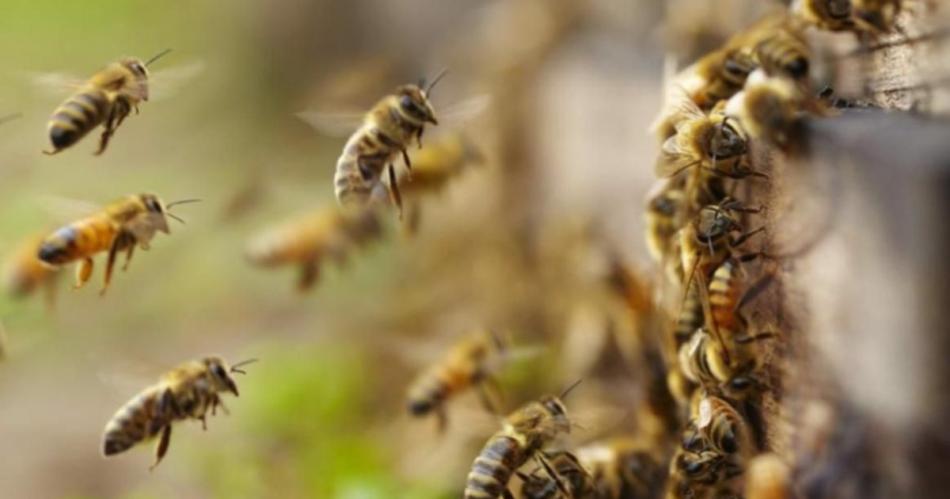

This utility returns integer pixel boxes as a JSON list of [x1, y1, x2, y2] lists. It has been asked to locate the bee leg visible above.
[[213, 394, 230, 416], [149, 424, 172, 471], [435, 407, 448, 434], [537, 454, 571, 497], [96, 108, 118, 156], [199, 415, 207, 431], [298, 260, 319, 292], [476, 376, 504, 416], [731, 226, 766, 249], [416, 128, 424, 148], [74, 258, 94, 289], [122, 244, 136, 271], [401, 148, 412, 174], [101, 236, 124, 296], [387, 164, 404, 219]]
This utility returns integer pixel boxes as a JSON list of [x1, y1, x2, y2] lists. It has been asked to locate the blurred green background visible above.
[[0, 0, 675, 497]]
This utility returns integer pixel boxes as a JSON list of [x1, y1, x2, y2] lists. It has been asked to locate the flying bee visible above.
[[792, 0, 856, 31], [725, 70, 810, 148], [406, 330, 508, 433], [42, 49, 172, 156], [245, 205, 382, 291], [573, 437, 668, 499], [329, 72, 444, 214], [102, 356, 256, 470], [464, 381, 581, 499], [36, 194, 198, 295], [3, 233, 61, 307], [517, 451, 593, 499]]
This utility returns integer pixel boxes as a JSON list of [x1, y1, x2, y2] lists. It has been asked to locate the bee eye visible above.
[[400, 94, 415, 110]]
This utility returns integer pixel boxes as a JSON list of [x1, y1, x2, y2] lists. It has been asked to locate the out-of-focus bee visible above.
[[463, 382, 580, 499], [37, 194, 197, 295], [725, 70, 810, 148], [518, 450, 593, 499], [645, 177, 687, 266], [792, 0, 856, 32], [406, 330, 507, 433], [3, 233, 60, 307], [745, 453, 791, 499], [102, 356, 256, 469], [683, 396, 754, 460], [329, 73, 444, 214], [666, 447, 741, 499], [395, 133, 481, 234], [245, 205, 382, 291], [574, 437, 668, 499], [747, 19, 812, 83], [43, 49, 172, 156], [851, 0, 903, 33]]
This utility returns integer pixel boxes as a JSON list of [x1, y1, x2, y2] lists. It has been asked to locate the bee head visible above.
[[696, 205, 740, 243], [397, 85, 438, 125], [204, 356, 257, 397], [539, 395, 572, 434], [709, 118, 747, 160], [119, 58, 150, 101], [139, 193, 170, 234]]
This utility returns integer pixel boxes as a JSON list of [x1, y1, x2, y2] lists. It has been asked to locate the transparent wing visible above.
[[38, 195, 102, 225], [435, 94, 492, 128], [148, 60, 206, 101], [23, 70, 86, 97], [295, 110, 365, 138]]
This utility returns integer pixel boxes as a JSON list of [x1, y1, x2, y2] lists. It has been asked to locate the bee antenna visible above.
[[145, 48, 173, 67], [558, 378, 583, 400], [166, 212, 186, 225], [230, 358, 259, 374], [425, 68, 448, 95], [0, 112, 23, 125], [165, 198, 203, 209]]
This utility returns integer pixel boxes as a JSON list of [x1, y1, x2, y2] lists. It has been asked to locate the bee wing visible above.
[[435, 94, 492, 128], [24, 70, 86, 97], [295, 110, 365, 138], [656, 136, 702, 178], [147, 60, 206, 101], [38, 195, 101, 225]]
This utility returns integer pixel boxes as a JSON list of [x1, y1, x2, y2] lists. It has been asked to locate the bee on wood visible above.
[[102, 356, 256, 469]]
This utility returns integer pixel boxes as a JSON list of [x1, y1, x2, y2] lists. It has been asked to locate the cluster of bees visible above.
[[0, 0, 916, 495]]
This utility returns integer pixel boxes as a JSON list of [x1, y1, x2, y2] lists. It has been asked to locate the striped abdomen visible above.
[[37, 215, 118, 265], [334, 128, 398, 208], [406, 363, 473, 416], [102, 385, 169, 456], [465, 435, 527, 499], [709, 260, 741, 337], [47, 88, 112, 151], [701, 398, 747, 456], [674, 280, 704, 347]]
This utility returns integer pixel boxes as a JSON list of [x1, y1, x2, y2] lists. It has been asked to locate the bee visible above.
[[683, 396, 754, 459], [3, 233, 60, 307], [748, 20, 812, 83], [666, 447, 740, 499], [725, 70, 809, 148], [43, 49, 171, 156], [101, 356, 256, 470], [645, 177, 687, 265], [37, 194, 198, 295], [464, 381, 580, 499], [517, 451, 593, 499], [331, 72, 445, 214], [406, 330, 507, 433], [745, 453, 791, 499], [792, 0, 856, 32], [245, 205, 382, 291], [574, 437, 668, 499]]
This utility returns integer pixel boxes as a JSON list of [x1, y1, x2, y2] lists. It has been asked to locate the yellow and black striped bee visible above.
[[725, 70, 810, 148], [37, 194, 197, 295], [517, 450, 593, 499], [406, 330, 507, 433], [102, 356, 255, 470], [464, 382, 580, 499], [792, 0, 856, 32], [245, 205, 382, 291], [43, 49, 171, 156], [3, 233, 60, 307], [331, 72, 445, 214], [645, 177, 687, 266]]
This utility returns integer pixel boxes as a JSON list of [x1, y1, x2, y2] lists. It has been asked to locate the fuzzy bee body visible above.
[[36, 194, 184, 295], [406, 331, 504, 432], [334, 83, 438, 212], [519, 451, 592, 499], [464, 395, 572, 499], [245, 205, 382, 291], [3, 233, 59, 305], [45, 56, 154, 155], [102, 356, 250, 469]]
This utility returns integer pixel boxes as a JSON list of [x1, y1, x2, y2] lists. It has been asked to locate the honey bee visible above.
[[645, 177, 687, 265], [245, 205, 382, 291], [37, 194, 198, 295], [406, 330, 507, 433], [659, 99, 759, 182], [748, 20, 812, 83], [725, 70, 809, 148], [329, 72, 445, 214], [3, 233, 61, 307], [574, 437, 668, 499], [792, 0, 856, 31], [43, 49, 172, 156], [745, 453, 791, 499], [102, 356, 255, 469], [517, 451, 593, 499], [683, 396, 754, 459], [666, 447, 740, 499], [464, 381, 580, 499]]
